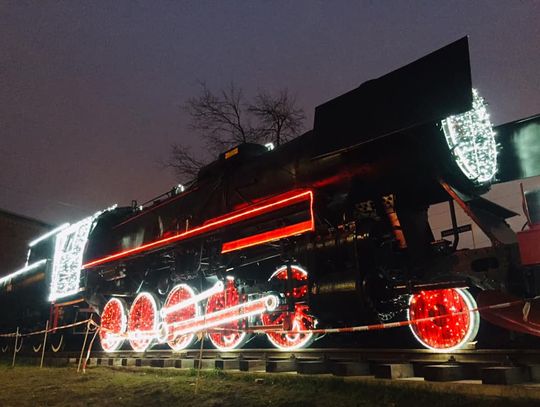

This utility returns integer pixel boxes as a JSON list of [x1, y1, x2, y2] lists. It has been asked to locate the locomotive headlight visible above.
[[441, 89, 497, 184]]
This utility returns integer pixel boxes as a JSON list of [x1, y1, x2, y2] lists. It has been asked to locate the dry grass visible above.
[[0, 362, 536, 407]]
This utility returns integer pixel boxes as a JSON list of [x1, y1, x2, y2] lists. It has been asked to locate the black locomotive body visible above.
[[2, 37, 540, 353]]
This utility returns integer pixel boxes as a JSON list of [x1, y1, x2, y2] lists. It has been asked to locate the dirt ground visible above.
[[0, 363, 537, 407]]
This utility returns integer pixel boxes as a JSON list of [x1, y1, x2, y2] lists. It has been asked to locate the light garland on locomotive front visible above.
[[441, 89, 498, 184]]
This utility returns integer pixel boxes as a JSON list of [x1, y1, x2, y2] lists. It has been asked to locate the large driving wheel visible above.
[[206, 278, 249, 350], [127, 292, 159, 352], [261, 265, 316, 350], [162, 284, 199, 351], [99, 298, 127, 352]]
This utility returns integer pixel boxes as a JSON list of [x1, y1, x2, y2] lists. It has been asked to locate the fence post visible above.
[[11, 327, 19, 367], [77, 320, 91, 373], [82, 326, 99, 374], [195, 330, 205, 394], [40, 320, 49, 368]]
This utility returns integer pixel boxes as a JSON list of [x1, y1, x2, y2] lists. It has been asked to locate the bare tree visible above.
[[186, 82, 258, 155], [167, 144, 207, 180], [167, 82, 305, 182], [249, 89, 305, 147]]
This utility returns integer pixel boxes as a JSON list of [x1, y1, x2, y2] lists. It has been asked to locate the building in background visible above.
[[0, 209, 50, 277]]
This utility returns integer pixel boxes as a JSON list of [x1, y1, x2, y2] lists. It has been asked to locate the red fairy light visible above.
[[221, 220, 314, 254], [163, 284, 198, 351], [99, 298, 127, 352], [262, 265, 316, 350], [205, 279, 248, 350], [128, 292, 158, 352], [408, 288, 479, 351], [83, 189, 314, 269], [262, 303, 315, 350]]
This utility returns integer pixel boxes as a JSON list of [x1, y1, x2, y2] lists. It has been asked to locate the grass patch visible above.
[[0, 361, 536, 407]]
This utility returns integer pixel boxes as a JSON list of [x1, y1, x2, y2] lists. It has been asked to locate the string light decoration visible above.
[[99, 298, 127, 352], [160, 281, 224, 317], [28, 223, 70, 247], [163, 284, 199, 351], [49, 216, 94, 301], [0, 259, 47, 287], [206, 278, 248, 350], [441, 89, 497, 184], [83, 190, 313, 268], [49, 205, 116, 301], [168, 294, 277, 336], [262, 265, 316, 350], [127, 292, 159, 352], [407, 288, 479, 351]]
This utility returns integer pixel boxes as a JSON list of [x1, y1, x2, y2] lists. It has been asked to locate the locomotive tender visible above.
[[2, 37, 540, 353]]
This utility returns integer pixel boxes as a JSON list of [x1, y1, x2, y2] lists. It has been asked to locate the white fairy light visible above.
[[0, 259, 47, 287], [49, 205, 117, 301], [49, 216, 94, 301], [160, 281, 224, 317], [28, 223, 70, 247], [441, 89, 497, 184]]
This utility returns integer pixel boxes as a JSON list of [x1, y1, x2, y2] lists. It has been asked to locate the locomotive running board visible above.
[[83, 189, 314, 268]]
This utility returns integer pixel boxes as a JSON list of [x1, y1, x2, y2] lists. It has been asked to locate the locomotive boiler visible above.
[[2, 37, 540, 353]]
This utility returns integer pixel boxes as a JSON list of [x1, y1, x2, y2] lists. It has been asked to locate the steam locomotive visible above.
[[2, 37, 540, 353]]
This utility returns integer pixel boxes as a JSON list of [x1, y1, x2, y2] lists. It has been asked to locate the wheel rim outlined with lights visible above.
[[99, 297, 128, 352], [261, 265, 317, 350], [205, 278, 250, 350], [162, 284, 200, 351], [127, 292, 159, 352], [407, 288, 480, 351]]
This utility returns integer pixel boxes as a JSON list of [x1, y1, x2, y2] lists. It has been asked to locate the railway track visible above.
[[20, 347, 540, 386]]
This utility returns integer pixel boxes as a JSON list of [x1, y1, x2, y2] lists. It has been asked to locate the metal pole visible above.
[[11, 327, 19, 367], [77, 321, 91, 373], [40, 320, 49, 368], [449, 199, 460, 251]]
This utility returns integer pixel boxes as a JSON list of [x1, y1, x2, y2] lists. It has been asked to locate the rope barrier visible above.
[[0, 318, 92, 338], [2, 295, 539, 351], [77, 295, 540, 339], [207, 295, 540, 335]]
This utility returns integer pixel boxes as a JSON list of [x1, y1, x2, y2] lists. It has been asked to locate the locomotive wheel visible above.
[[99, 298, 127, 352], [408, 288, 480, 351], [261, 265, 316, 350], [206, 278, 249, 350], [162, 284, 199, 351], [128, 292, 159, 352]]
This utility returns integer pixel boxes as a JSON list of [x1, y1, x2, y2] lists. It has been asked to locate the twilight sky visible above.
[[1, 1, 539, 225]]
